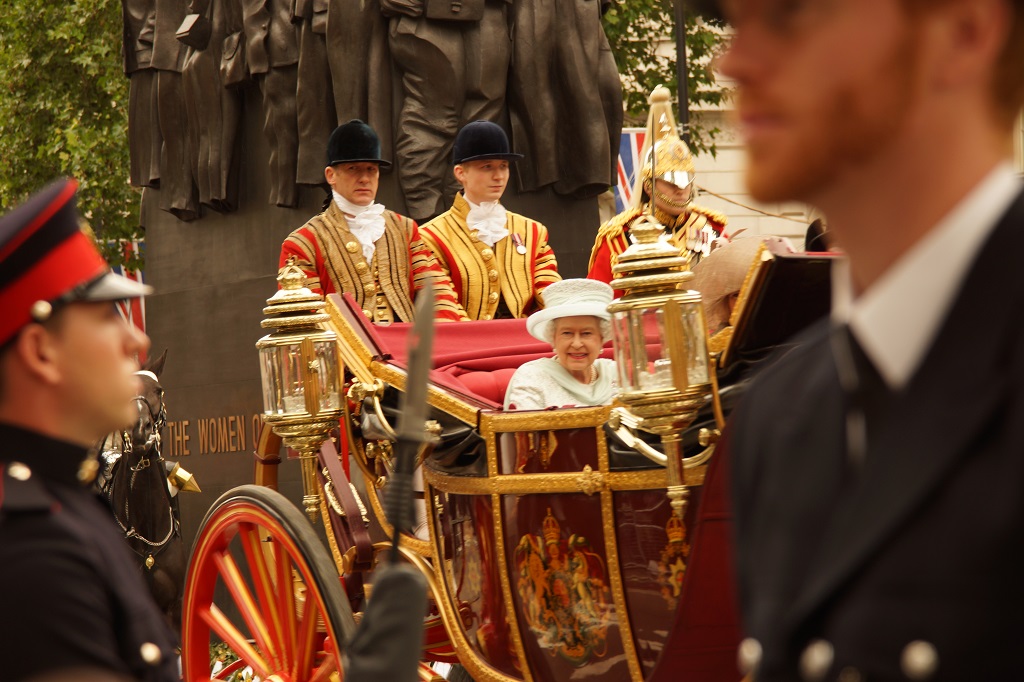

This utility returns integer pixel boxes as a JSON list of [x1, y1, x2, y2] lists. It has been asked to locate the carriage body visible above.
[[324, 294, 741, 681]]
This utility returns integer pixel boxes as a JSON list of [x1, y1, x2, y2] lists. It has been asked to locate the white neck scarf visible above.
[[465, 199, 509, 247], [334, 190, 386, 262]]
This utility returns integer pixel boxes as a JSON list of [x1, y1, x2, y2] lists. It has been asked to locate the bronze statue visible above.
[[241, 0, 300, 207], [326, 0, 393, 163], [122, 0, 161, 189], [507, 0, 623, 198], [294, 0, 336, 187], [153, 0, 200, 221], [382, 0, 511, 222], [180, 0, 243, 212], [122, 0, 624, 219]]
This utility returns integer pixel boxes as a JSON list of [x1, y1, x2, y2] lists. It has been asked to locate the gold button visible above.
[[901, 640, 938, 680], [737, 638, 762, 676], [363, 309, 372, 318], [482, 314, 492, 320], [30, 300, 53, 322], [355, 262, 368, 273], [488, 269, 498, 282], [488, 291, 499, 303], [7, 462, 31, 481], [346, 241, 359, 253], [139, 642, 162, 665], [481, 248, 493, 261], [799, 639, 833, 682], [364, 283, 376, 294]]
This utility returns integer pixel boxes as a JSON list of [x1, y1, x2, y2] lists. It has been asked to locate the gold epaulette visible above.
[[690, 203, 729, 227], [594, 206, 645, 242]]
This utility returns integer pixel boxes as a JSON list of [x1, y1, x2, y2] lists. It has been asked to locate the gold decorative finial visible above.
[[277, 256, 308, 292]]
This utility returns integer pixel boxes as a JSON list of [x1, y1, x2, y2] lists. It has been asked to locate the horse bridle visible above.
[[111, 370, 176, 553], [127, 370, 167, 472]]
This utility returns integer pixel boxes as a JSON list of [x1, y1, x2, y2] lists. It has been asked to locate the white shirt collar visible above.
[[832, 162, 1021, 390], [333, 190, 386, 262], [465, 198, 509, 247]]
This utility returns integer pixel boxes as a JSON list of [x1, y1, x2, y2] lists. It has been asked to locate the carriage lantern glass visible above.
[[257, 262, 342, 420], [256, 259, 344, 522], [607, 214, 711, 400]]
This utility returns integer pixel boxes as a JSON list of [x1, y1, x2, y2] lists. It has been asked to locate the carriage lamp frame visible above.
[[607, 212, 722, 520], [256, 259, 343, 522]]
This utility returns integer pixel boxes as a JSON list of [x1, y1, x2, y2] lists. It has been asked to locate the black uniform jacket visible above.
[[0, 422, 179, 682], [728, 189, 1024, 681]]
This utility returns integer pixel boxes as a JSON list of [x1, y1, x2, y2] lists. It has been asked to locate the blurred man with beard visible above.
[[721, 0, 1024, 679]]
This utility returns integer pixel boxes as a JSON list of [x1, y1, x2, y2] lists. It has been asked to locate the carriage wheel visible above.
[[182, 485, 356, 681]]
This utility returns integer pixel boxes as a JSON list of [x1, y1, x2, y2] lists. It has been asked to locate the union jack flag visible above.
[[109, 239, 147, 342], [615, 128, 646, 213]]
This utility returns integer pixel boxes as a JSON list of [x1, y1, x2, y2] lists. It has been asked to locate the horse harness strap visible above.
[[105, 385, 179, 566]]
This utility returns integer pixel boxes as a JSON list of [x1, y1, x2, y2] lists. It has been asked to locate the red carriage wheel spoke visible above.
[[237, 523, 289, 667], [200, 603, 271, 678], [308, 656, 341, 682], [272, 529, 299, 665], [294, 593, 322, 677], [212, 545, 280, 670]]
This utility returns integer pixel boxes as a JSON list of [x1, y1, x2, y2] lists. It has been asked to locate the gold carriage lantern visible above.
[[607, 215, 714, 521], [606, 85, 717, 521], [256, 259, 343, 522]]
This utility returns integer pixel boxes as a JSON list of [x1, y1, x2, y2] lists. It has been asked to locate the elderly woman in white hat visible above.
[[504, 279, 618, 411]]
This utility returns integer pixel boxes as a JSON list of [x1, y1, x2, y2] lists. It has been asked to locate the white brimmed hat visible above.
[[526, 279, 614, 343]]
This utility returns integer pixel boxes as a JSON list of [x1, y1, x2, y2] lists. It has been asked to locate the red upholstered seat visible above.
[[453, 367, 519, 406]]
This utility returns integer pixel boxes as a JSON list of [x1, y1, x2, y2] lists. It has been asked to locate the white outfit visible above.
[[504, 357, 617, 411]]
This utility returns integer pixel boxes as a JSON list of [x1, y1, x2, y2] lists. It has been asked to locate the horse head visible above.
[[130, 350, 167, 460]]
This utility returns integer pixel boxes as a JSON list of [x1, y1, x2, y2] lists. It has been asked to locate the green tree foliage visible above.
[[603, 0, 727, 155], [0, 0, 140, 269]]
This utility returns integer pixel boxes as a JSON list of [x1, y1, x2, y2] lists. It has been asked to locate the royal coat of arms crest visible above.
[[513, 508, 612, 666]]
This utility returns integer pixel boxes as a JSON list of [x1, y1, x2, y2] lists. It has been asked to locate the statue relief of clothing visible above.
[[419, 194, 560, 320], [181, 0, 243, 212], [241, 0, 300, 207], [383, 0, 511, 222], [122, 0, 161, 189], [279, 201, 468, 322], [293, 0, 335, 185], [152, 0, 200, 221], [508, 0, 623, 198]]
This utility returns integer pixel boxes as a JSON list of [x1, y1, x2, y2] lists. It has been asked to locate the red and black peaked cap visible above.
[[0, 178, 151, 346]]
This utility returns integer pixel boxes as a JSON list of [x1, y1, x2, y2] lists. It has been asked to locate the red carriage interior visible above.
[[338, 294, 622, 409], [335, 294, 680, 410]]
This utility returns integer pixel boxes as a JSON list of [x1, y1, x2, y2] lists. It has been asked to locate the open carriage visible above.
[[179, 238, 835, 682]]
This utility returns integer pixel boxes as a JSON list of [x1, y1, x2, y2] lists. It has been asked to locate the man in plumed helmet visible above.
[[588, 87, 728, 296], [419, 121, 561, 321], [0, 180, 179, 681], [280, 119, 467, 323]]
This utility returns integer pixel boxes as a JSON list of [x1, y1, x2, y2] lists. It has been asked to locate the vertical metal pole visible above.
[[674, 0, 691, 145]]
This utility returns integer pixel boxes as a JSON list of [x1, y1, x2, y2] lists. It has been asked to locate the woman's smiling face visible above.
[[552, 316, 603, 381]]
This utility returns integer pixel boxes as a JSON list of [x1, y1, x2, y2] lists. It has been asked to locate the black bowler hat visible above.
[[0, 179, 151, 346], [326, 119, 392, 170], [452, 121, 523, 165]]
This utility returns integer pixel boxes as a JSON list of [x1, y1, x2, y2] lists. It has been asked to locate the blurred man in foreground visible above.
[[721, 0, 1024, 679]]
